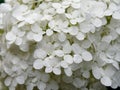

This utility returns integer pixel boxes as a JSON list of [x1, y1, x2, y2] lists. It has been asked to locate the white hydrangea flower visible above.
[[1, 0, 120, 90]]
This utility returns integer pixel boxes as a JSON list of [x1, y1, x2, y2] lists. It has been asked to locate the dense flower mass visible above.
[[0, 0, 120, 90]]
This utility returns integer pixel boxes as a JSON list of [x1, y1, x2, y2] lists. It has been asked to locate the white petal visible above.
[[113, 12, 120, 20], [19, 43, 29, 52], [64, 67, 72, 77], [6, 32, 16, 41], [104, 65, 116, 77], [82, 71, 90, 78], [69, 26, 79, 35], [15, 37, 22, 45], [100, 76, 112, 86], [33, 59, 43, 69], [17, 30, 25, 37], [73, 78, 85, 88], [26, 32, 34, 40], [104, 9, 113, 16], [102, 35, 112, 43], [109, 3, 117, 11], [62, 41, 72, 54], [70, 19, 77, 25], [112, 61, 119, 70], [53, 67, 61, 75], [56, 8, 65, 14], [0, 3, 12, 13], [71, 3, 80, 9], [73, 54, 83, 64], [31, 24, 42, 33], [4, 77, 12, 86], [115, 52, 120, 62], [27, 83, 34, 90], [54, 50, 64, 57], [92, 67, 102, 79], [46, 29, 53, 36], [12, 5, 28, 21], [48, 20, 55, 29], [60, 61, 68, 68], [45, 67, 53, 73], [76, 32, 85, 41], [34, 49, 47, 59], [80, 24, 91, 33], [52, 3, 61, 9], [33, 33, 43, 42], [92, 18, 102, 27], [72, 43, 82, 54], [16, 75, 25, 84], [81, 40, 91, 49], [116, 28, 120, 34], [58, 33, 66, 42], [37, 82, 46, 90], [81, 51, 92, 61], [65, 14, 72, 19], [64, 55, 73, 64], [25, 13, 41, 24]]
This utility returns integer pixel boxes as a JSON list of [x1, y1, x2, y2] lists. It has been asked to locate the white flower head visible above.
[[1, 0, 120, 89]]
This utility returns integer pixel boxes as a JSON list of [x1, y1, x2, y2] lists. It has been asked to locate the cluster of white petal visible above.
[[0, 0, 120, 90]]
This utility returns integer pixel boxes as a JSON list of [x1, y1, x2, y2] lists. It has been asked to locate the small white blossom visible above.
[[1, 0, 120, 90]]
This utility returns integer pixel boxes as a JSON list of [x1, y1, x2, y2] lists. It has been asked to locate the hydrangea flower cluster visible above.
[[0, 0, 120, 90]]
